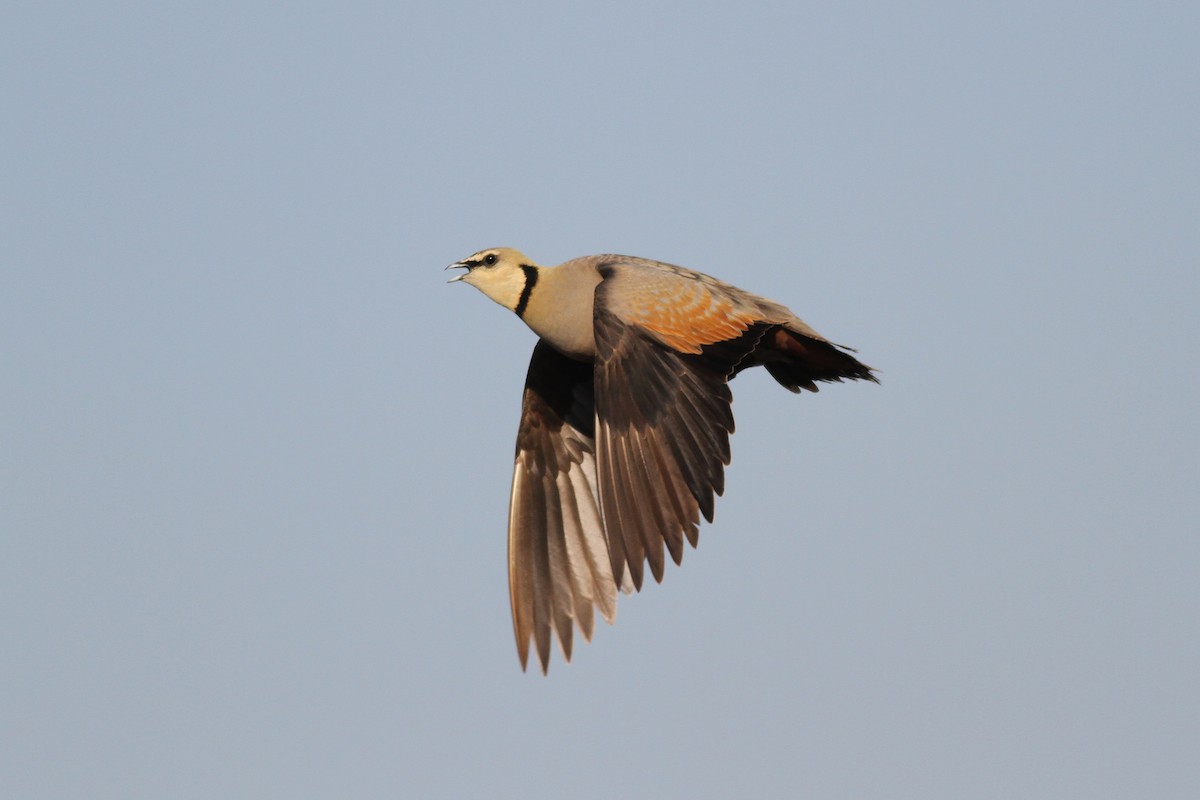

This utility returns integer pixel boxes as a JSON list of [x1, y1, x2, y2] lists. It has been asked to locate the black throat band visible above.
[[515, 265, 538, 317]]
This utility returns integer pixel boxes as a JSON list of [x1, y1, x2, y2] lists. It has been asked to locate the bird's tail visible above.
[[758, 325, 878, 393]]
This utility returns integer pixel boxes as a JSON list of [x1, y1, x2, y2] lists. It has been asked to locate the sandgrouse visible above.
[[448, 248, 876, 672]]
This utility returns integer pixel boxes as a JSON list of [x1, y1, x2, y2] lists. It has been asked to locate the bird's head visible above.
[[446, 247, 536, 312]]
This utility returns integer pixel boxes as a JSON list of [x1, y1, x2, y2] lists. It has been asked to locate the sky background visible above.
[[2, 2, 1197, 798]]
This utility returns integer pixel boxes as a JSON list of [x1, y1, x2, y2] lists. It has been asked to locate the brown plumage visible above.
[[448, 248, 877, 672]]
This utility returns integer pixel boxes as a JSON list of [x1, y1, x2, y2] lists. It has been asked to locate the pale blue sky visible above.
[[3, 2, 1197, 798]]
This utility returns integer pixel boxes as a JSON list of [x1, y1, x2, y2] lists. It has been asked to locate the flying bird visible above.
[[448, 248, 877, 672]]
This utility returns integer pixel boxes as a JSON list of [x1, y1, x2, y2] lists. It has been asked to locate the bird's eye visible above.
[[484, 254, 498, 266]]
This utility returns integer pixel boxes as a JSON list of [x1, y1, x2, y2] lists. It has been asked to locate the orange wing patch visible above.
[[626, 279, 758, 354]]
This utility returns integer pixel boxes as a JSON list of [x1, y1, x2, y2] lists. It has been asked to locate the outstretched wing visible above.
[[592, 261, 769, 590], [509, 341, 620, 673]]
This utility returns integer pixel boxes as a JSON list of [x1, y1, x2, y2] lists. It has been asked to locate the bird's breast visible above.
[[520, 265, 602, 361], [523, 307, 597, 361]]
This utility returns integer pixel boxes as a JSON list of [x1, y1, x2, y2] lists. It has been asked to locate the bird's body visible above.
[[449, 248, 876, 672]]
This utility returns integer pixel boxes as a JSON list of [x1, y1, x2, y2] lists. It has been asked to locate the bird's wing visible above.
[[509, 340, 620, 673], [592, 261, 770, 590]]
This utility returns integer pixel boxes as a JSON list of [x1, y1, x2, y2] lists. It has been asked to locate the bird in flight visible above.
[[448, 248, 877, 672]]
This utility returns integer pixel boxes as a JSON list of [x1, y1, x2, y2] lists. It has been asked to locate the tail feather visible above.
[[758, 326, 878, 393]]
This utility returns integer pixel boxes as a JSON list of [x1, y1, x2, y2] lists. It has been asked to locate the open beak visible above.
[[445, 261, 470, 283]]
